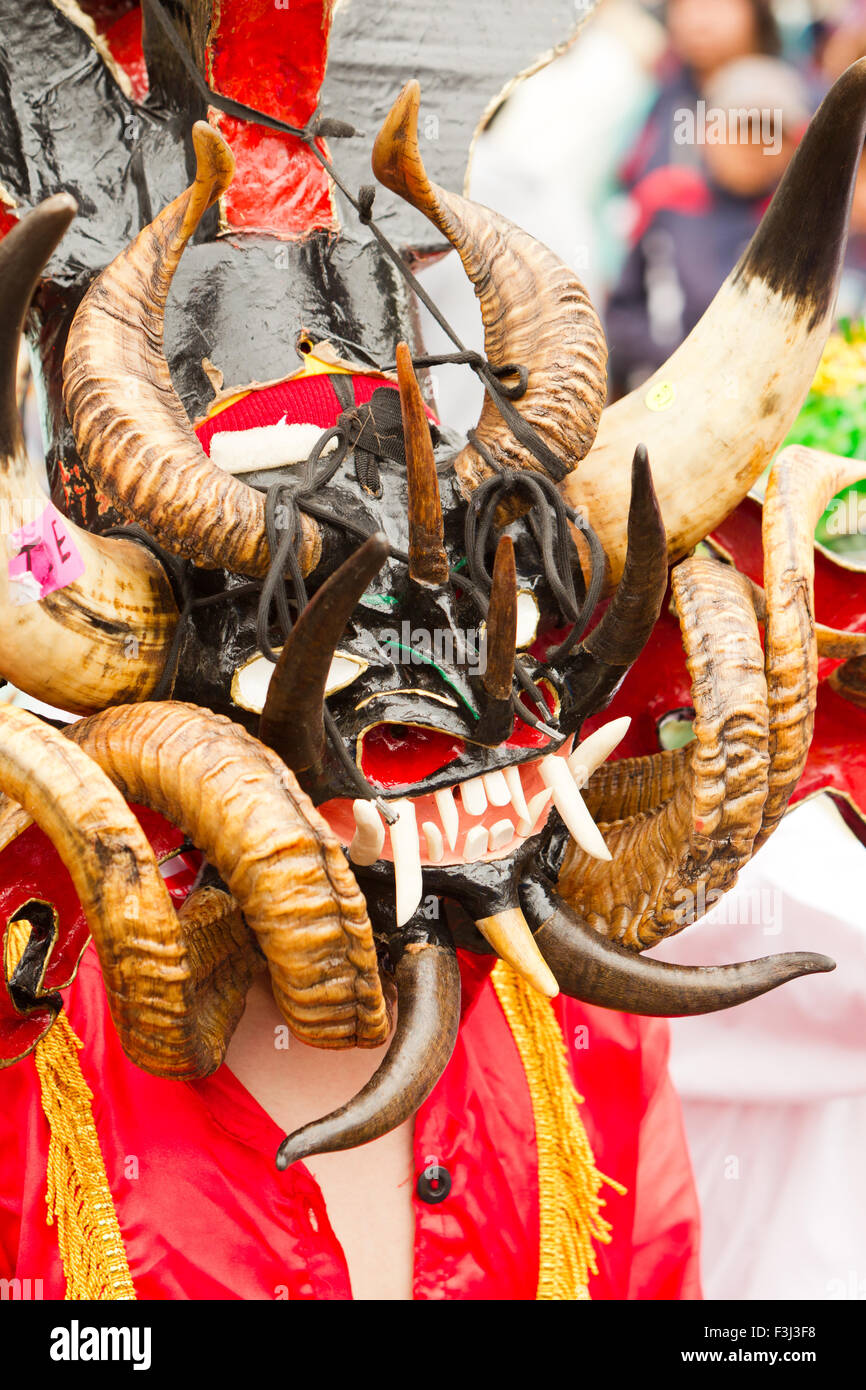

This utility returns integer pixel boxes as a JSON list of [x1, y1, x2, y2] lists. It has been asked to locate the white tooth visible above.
[[389, 799, 424, 925], [488, 818, 516, 852], [434, 787, 459, 851], [539, 756, 612, 861], [461, 776, 488, 817], [568, 716, 631, 788], [516, 789, 553, 838], [504, 764, 531, 823], [348, 799, 385, 866], [463, 825, 490, 862], [422, 821, 444, 864], [482, 770, 511, 807]]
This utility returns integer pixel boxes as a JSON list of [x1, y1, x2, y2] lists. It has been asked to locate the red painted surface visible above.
[[207, 0, 335, 236], [103, 6, 149, 102], [360, 723, 466, 789], [86, 1, 335, 236]]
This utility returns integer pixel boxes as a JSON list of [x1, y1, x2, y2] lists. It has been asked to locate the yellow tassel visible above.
[[5, 920, 136, 1300], [491, 961, 626, 1301]]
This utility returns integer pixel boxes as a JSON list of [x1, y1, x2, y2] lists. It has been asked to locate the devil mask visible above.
[[2, 1, 865, 1168]]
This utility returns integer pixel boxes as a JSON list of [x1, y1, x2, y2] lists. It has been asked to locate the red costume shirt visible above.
[[0, 941, 701, 1300]]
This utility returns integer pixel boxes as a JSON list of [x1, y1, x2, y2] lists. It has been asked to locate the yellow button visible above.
[[645, 381, 676, 412]]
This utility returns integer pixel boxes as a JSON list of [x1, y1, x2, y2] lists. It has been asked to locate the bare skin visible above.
[[225, 972, 416, 1301]]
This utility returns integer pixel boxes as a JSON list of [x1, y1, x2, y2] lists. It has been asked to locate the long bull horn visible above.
[[372, 80, 608, 493], [276, 921, 461, 1168], [566, 58, 866, 588], [0, 703, 391, 1062], [62, 121, 322, 579], [520, 872, 833, 1016], [0, 198, 178, 712]]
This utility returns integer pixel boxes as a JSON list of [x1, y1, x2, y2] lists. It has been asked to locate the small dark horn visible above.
[[396, 342, 449, 586], [275, 927, 460, 1168], [259, 533, 390, 774], [520, 873, 834, 1017], [483, 535, 518, 701], [562, 445, 667, 731]]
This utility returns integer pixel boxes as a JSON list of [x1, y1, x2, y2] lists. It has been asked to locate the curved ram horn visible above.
[[373, 81, 608, 494], [0, 704, 260, 1077], [582, 747, 688, 824], [560, 445, 667, 731], [0, 198, 178, 713], [575, 442, 866, 928], [521, 873, 834, 1017], [565, 59, 866, 589], [559, 556, 770, 949], [396, 342, 449, 586], [63, 120, 322, 579], [829, 653, 866, 708], [259, 532, 390, 776], [276, 925, 460, 1167], [24, 701, 390, 1056], [757, 444, 866, 846]]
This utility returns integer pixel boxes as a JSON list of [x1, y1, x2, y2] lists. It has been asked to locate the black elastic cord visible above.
[[139, 0, 601, 741]]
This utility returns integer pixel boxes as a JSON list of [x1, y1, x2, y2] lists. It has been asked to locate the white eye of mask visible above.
[[231, 650, 367, 714], [516, 591, 540, 648]]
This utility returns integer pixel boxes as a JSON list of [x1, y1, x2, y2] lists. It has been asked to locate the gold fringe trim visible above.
[[6, 920, 136, 1300], [491, 961, 626, 1301]]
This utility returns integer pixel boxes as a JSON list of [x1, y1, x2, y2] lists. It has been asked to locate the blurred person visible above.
[[622, 0, 782, 188], [819, 0, 866, 81], [606, 55, 809, 394], [416, 0, 666, 433]]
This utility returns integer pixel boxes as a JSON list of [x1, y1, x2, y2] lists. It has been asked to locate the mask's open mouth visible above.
[[319, 740, 572, 871], [317, 732, 621, 927]]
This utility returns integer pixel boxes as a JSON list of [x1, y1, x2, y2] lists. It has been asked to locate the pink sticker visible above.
[[7, 502, 85, 605]]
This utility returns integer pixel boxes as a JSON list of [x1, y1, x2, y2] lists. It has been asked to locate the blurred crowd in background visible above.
[[421, 0, 866, 564]]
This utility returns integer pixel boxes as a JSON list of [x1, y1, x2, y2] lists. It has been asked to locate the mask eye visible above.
[[657, 708, 697, 751], [359, 723, 466, 790], [516, 591, 540, 648], [231, 650, 367, 714]]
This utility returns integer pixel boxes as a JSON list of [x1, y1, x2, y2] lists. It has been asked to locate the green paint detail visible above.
[[362, 591, 400, 612], [382, 639, 479, 719]]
